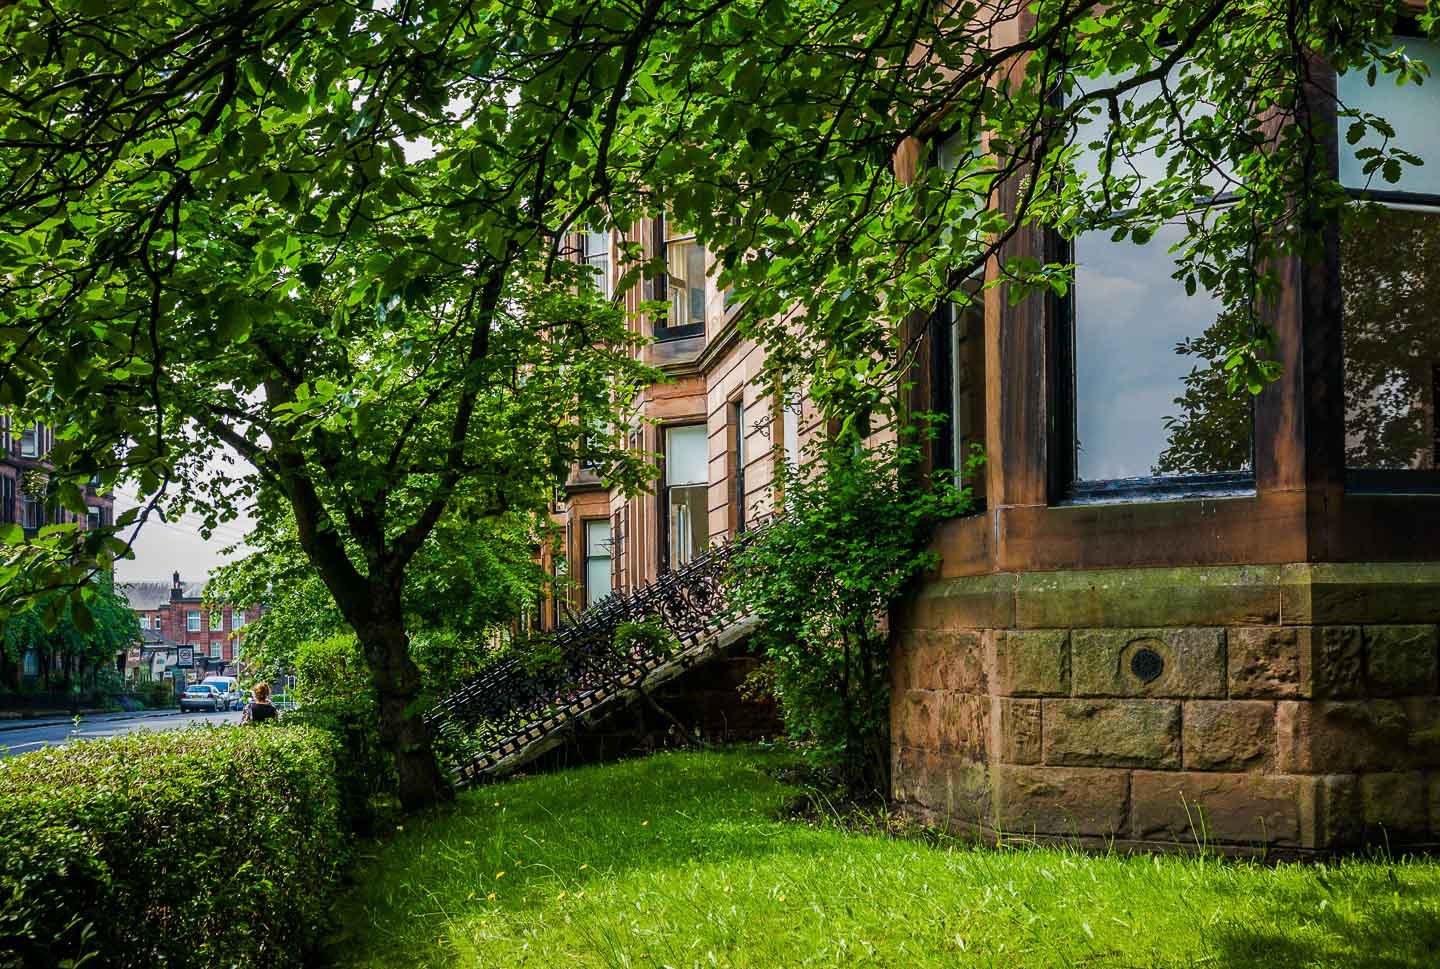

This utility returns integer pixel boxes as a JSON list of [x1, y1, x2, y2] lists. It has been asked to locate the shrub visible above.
[[287, 633, 398, 832], [0, 726, 346, 969], [292, 631, 369, 704], [729, 433, 974, 791], [284, 697, 395, 836], [612, 618, 682, 660], [133, 678, 173, 710]]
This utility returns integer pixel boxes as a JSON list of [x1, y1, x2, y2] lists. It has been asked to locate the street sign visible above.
[[176, 646, 194, 668]]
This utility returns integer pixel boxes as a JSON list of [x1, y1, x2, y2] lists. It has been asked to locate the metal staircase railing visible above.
[[425, 520, 768, 787]]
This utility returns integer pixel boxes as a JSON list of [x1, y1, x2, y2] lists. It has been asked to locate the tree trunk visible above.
[[356, 608, 453, 812]]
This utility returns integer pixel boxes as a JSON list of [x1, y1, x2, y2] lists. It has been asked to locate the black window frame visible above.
[[651, 212, 706, 342], [658, 421, 709, 573], [731, 399, 747, 534]]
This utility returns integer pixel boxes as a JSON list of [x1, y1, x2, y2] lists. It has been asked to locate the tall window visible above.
[[210, 610, 224, 632], [18, 425, 38, 458], [782, 401, 801, 471], [581, 229, 611, 299], [210, 640, 221, 659], [232, 609, 246, 630], [731, 400, 748, 533], [21, 496, 43, 531], [930, 281, 987, 501], [653, 214, 707, 340], [1338, 36, 1440, 481], [186, 610, 201, 632], [0, 476, 14, 524], [583, 519, 612, 608], [663, 424, 709, 569], [1065, 67, 1251, 491]]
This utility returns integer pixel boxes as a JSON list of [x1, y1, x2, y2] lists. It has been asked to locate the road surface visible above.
[[0, 708, 243, 758]]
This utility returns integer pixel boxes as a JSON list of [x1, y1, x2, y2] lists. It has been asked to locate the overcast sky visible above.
[[111, 445, 257, 586], [111, 496, 253, 586]]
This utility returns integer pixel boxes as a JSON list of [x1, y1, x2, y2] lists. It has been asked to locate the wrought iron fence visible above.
[[424, 519, 768, 769]]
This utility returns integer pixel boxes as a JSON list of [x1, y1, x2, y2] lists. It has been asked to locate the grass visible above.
[[327, 747, 1440, 968]]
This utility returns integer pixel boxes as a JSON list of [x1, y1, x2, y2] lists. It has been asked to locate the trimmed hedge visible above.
[[0, 725, 346, 969]]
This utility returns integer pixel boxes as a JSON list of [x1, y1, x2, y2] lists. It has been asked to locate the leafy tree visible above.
[[208, 503, 548, 688], [1, 576, 139, 695], [2, 0, 1434, 808]]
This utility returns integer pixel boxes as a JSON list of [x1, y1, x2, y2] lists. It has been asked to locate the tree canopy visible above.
[[1, 0, 1434, 806]]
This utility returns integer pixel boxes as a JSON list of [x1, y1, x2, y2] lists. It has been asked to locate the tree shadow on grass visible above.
[[1200, 862, 1440, 969]]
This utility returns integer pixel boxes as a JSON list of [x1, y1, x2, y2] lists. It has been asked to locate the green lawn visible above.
[[328, 748, 1440, 968]]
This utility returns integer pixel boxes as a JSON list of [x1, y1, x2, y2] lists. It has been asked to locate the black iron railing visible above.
[[426, 520, 767, 784]]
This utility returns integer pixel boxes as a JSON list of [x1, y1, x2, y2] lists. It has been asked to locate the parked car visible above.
[[179, 684, 225, 712], [201, 676, 242, 711]]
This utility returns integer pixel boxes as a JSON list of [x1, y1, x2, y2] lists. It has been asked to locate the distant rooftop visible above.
[[120, 575, 205, 612]]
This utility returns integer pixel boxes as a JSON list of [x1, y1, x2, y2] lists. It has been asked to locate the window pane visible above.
[[783, 404, 800, 469], [584, 520, 612, 607], [949, 300, 987, 499], [585, 519, 611, 557], [583, 230, 610, 299], [665, 425, 707, 485], [1073, 220, 1252, 480], [667, 483, 708, 567], [1342, 204, 1440, 470], [733, 402, 747, 530], [1338, 38, 1440, 195], [666, 237, 707, 327]]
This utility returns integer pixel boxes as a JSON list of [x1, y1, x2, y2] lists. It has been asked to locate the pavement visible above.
[[0, 707, 243, 758]]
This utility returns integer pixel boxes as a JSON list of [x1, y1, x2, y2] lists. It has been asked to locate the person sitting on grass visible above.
[[241, 682, 280, 725]]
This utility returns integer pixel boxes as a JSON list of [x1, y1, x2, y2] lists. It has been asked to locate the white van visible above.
[[200, 676, 241, 711]]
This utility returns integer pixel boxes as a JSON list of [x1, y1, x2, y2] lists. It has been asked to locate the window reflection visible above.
[[1341, 205, 1440, 471], [1338, 37, 1440, 476], [1073, 220, 1251, 481]]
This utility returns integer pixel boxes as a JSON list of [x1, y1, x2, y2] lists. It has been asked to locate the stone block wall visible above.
[[890, 563, 1440, 855]]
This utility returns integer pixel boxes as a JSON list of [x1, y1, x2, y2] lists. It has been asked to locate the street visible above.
[[0, 707, 243, 758]]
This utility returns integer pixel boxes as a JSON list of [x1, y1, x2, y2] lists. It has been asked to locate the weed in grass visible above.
[[326, 748, 1440, 969]]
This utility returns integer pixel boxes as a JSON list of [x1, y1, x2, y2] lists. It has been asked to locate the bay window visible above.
[[1338, 35, 1440, 483], [930, 279, 987, 501]]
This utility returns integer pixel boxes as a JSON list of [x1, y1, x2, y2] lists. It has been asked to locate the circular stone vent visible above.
[[1130, 647, 1165, 683]]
